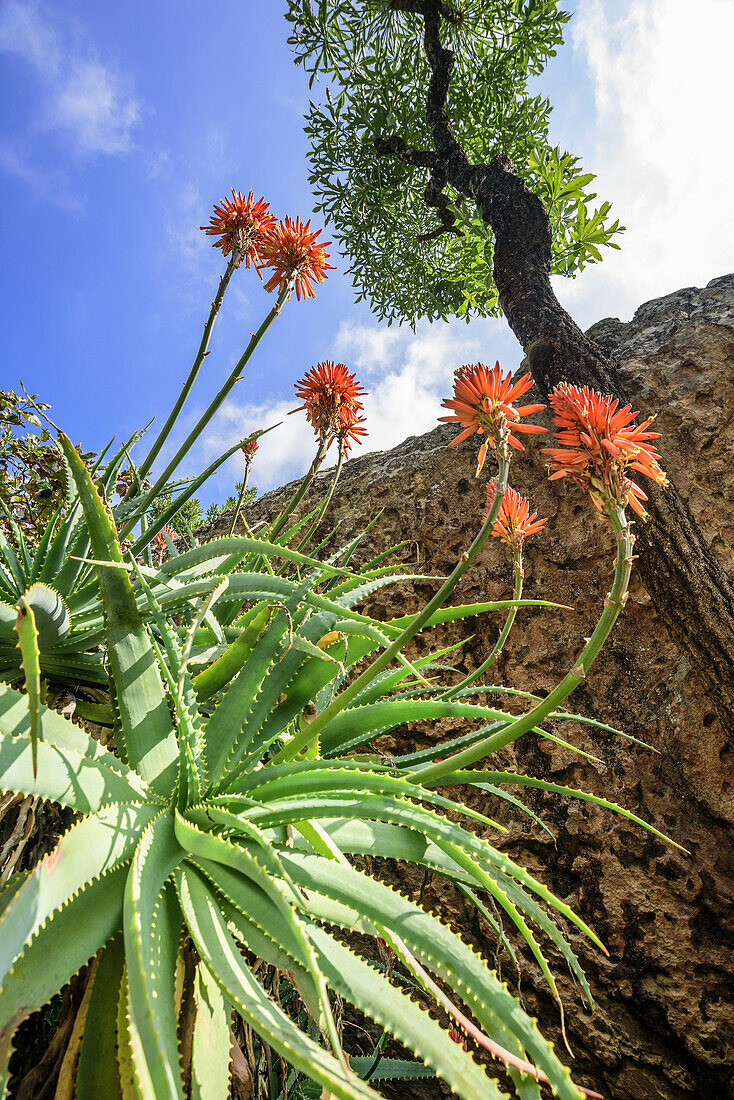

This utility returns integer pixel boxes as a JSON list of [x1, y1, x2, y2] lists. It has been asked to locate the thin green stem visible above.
[[137, 253, 240, 484], [269, 439, 328, 542], [441, 552, 523, 700], [295, 447, 344, 553], [120, 285, 289, 540], [416, 505, 634, 784], [271, 455, 511, 764], [227, 462, 251, 537]]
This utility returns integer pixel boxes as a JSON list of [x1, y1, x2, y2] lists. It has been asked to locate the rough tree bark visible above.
[[376, 0, 734, 732]]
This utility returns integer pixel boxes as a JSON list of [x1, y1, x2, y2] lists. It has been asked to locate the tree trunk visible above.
[[471, 157, 734, 734]]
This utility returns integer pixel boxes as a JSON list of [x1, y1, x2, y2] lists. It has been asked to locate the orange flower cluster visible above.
[[439, 362, 547, 475], [200, 190, 275, 270], [202, 195, 334, 300], [544, 383, 667, 518], [484, 479, 546, 549], [261, 217, 334, 301], [153, 525, 177, 548], [292, 361, 367, 455]]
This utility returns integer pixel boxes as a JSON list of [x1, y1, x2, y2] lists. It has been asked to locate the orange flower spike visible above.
[[544, 383, 667, 518], [261, 216, 335, 301], [439, 361, 546, 473], [201, 190, 276, 269], [291, 361, 367, 447], [485, 479, 546, 548]]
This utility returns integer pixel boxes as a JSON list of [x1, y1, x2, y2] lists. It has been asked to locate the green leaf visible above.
[[57, 432, 178, 792], [0, 803, 155, 986], [305, 922, 506, 1099], [0, 863, 128, 1080], [13, 593, 41, 777], [123, 813, 185, 1100], [0, 726, 151, 811], [190, 961, 231, 1100], [175, 864, 382, 1100], [77, 935, 126, 1100]]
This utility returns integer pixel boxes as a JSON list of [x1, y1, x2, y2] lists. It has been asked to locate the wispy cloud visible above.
[[178, 316, 522, 495], [555, 0, 734, 324], [0, 0, 142, 199]]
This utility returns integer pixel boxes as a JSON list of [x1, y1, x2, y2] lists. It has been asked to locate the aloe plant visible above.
[[0, 424, 630, 1100], [0, 422, 262, 704]]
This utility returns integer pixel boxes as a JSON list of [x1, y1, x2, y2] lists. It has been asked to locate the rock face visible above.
[[216, 275, 734, 1099]]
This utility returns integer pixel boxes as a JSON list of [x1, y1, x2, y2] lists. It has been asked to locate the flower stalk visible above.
[[417, 504, 634, 784], [441, 552, 523, 700], [295, 447, 345, 553], [268, 439, 329, 543], [119, 286, 289, 539], [137, 251, 240, 485], [271, 455, 511, 763]]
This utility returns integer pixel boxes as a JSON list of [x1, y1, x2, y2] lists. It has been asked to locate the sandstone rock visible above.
[[213, 275, 734, 1099]]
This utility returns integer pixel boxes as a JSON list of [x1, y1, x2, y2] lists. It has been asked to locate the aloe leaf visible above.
[[457, 770, 683, 849], [0, 727, 150, 810], [57, 433, 179, 791], [279, 852, 581, 1100], [0, 681, 152, 785], [27, 507, 60, 585], [387, 598, 566, 630], [190, 961, 231, 1100], [0, 803, 155, 986], [191, 603, 271, 702], [175, 810, 336, 1044], [348, 1057, 435, 1081], [157, 535, 359, 586], [13, 593, 41, 776], [332, 573, 443, 610], [319, 697, 514, 755], [17, 582, 70, 649], [123, 813, 185, 1100], [193, 860, 319, 1014], [76, 935, 125, 1100], [306, 922, 506, 1099], [175, 864, 382, 1100], [118, 962, 144, 1100], [0, 528, 25, 593], [0, 862, 128, 1079], [223, 764, 504, 832], [250, 792, 604, 953], [231, 609, 343, 773]]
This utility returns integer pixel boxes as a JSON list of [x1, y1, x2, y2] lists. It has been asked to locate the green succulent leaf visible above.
[[57, 432, 179, 791], [175, 863, 382, 1100], [123, 813, 185, 1100]]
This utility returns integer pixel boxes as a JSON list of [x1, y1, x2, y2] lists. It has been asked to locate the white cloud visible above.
[[0, 0, 142, 197], [50, 60, 141, 156], [559, 0, 734, 324], [178, 316, 523, 496]]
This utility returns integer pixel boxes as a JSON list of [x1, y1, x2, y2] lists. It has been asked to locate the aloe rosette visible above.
[[0, 425, 625, 1100]]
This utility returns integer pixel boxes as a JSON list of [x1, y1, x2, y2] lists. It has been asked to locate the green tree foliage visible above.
[[0, 390, 94, 546], [286, 0, 623, 324]]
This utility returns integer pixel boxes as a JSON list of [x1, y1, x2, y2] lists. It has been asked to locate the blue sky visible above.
[[2, 0, 732, 499]]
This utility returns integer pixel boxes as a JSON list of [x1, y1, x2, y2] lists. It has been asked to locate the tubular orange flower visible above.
[[337, 405, 368, 456], [543, 383, 667, 518], [439, 362, 547, 475], [200, 190, 276, 269], [291, 361, 367, 446], [484, 479, 546, 549], [261, 217, 335, 301]]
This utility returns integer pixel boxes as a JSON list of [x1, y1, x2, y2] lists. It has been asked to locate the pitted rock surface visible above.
[[211, 275, 734, 1099]]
